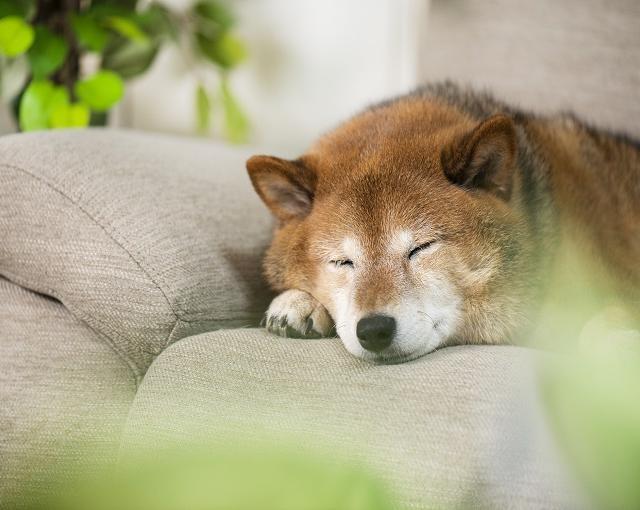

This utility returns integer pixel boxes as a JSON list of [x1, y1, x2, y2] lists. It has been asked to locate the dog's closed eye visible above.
[[330, 259, 354, 268], [408, 241, 438, 260]]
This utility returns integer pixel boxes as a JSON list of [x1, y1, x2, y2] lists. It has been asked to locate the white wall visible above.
[[419, 0, 640, 137]]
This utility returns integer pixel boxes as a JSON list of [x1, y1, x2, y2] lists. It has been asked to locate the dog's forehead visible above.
[[340, 229, 411, 250], [324, 170, 449, 227]]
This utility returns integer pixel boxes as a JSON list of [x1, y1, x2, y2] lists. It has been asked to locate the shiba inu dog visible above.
[[247, 82, 640, 363]]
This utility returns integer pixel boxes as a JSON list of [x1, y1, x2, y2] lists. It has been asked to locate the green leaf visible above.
[[136, 3, 177, 41], [192, 0, 235, 35], [27, 26, 68, 79], [71, 13, 108, 52], [0, 16, 34, 56], [542, 348, 640, 510], [192, 1, 245, 69], [105, 16, 148, 43], [220, 77, 249, 143], [90, 0, 136, 11], [196, 31, 247, 69], [102, 37, 158, 79], [214, 32, 247, 68], [195, 83, 211, 134], [85, 3, 129, 19], [74, 70, 124, 112], [0, 0, 33, 19], [49, 101, 90, 128], [18, 79, 69, 131]]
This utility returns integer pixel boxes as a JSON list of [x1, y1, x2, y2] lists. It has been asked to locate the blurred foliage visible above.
[[195, 82, 209, 134], [0, 0, 249, 142], [75, 69, 123, 111], [19, 443, 398, 510], [220, 73, 248, 143], [0, 16, 33, 56], [532, 239, 640, 509], [542, 338, 640, 510]]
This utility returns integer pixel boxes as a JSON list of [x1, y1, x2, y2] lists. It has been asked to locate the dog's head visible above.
[[247, 99, 536, 362]]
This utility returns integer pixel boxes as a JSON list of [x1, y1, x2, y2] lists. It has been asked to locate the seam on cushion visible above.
[[0, 270, 144, 385], [93, 329, 141, 394], [115, 321, 192, 462], [0, 162, 182, 320], [164, 318, 181, 351], [162, 316, 267, 352]]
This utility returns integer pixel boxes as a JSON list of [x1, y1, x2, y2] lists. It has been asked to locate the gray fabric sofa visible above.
[[1, 129, 583, 509]]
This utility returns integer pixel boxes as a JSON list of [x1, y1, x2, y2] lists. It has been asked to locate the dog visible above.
[[246, 82, 640, 363]]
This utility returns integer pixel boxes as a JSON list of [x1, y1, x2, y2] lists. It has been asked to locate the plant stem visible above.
[[34, 0, 81, 98]]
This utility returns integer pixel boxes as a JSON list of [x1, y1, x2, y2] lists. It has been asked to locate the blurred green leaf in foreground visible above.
[[24, 444, 399, 510], [534, 239, 640, 510], [543, 339, 640, 510]]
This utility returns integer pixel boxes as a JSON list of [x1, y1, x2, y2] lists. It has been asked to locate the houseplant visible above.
[[0, 0, 249, 141]]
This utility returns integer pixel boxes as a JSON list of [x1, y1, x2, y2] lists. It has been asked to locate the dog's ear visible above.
[[246, 155, 317, 222], [441, 114, 517, 200]]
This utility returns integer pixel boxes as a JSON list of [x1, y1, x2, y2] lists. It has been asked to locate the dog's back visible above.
[[377, 82, 640, 298]]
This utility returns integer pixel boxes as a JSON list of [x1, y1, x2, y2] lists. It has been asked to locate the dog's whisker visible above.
[[417, 310, 435, 325]]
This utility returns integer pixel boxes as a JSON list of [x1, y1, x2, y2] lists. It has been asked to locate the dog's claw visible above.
[[304, 317, 314, 335], [285, 325, 302, 338], [266, 316, 279, 335], [263, 290, 334, 339], [263, 314, 322, 339]]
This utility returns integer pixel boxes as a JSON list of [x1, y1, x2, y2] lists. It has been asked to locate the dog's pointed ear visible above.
[[441, 114, 517, 200], [246, 155, 317, 222]]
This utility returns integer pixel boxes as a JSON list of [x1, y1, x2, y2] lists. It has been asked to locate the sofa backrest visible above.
[[419, 0, 640, 137]]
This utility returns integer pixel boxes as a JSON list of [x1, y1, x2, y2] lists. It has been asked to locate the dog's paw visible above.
[[263, 289, 334, 339]]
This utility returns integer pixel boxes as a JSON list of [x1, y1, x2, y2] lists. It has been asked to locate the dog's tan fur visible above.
[[247, 82, 639, 361]]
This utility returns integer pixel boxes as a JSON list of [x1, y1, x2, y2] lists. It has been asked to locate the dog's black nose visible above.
[[356, 314, 396, 352]]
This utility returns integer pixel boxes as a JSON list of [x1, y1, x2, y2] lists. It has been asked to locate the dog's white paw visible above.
[[263, 289, 334, 339]]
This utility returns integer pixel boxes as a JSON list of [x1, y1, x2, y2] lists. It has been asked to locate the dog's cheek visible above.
[[263, 243, 288, 291], [263, 222, 316, 292], [314, 271, 347, 322]]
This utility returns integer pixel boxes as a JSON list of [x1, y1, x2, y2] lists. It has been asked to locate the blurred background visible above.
[[2, 0, 639, 154]]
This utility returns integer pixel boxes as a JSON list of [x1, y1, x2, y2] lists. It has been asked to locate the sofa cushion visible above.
[[120, 329, 586, 509], [0, 276, 136, 506], [0, 130, 274, 378]]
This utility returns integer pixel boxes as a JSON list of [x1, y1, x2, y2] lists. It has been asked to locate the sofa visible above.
[[0, 129, 590, 509]]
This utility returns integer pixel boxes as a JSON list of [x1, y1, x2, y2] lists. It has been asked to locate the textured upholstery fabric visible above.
[[419, 0, 640, 138], [0, 277, 136, 507], [0, 130, 274, 378], [121, 329, 584, 509]]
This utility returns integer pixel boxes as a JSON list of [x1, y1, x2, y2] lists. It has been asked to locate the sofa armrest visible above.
[[0, 129, 273, 379]]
